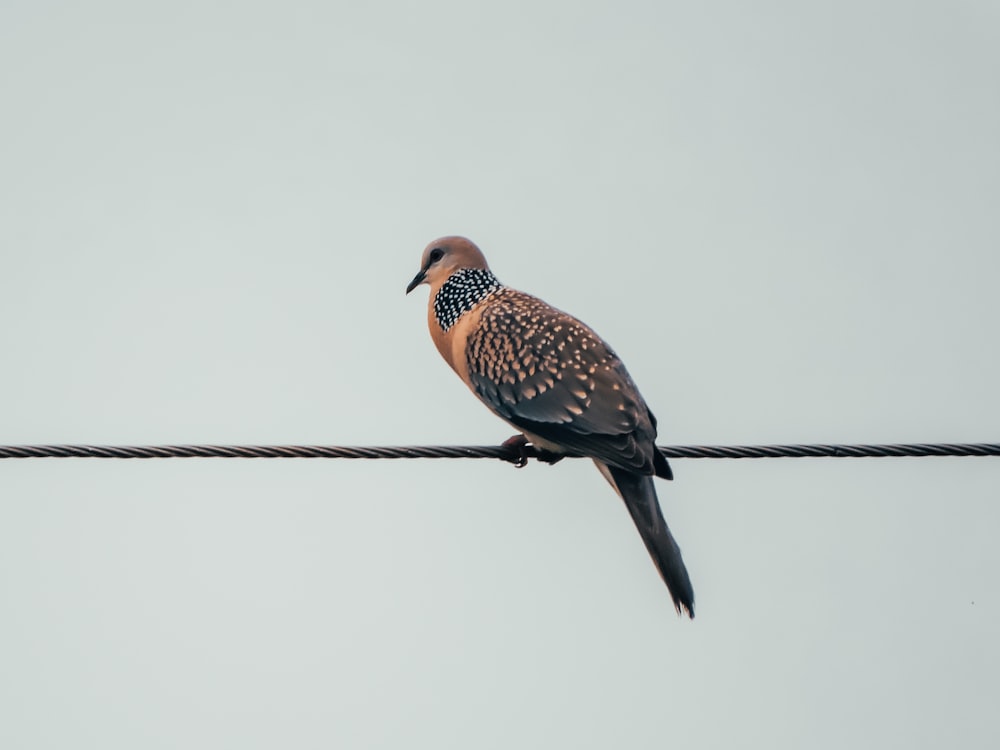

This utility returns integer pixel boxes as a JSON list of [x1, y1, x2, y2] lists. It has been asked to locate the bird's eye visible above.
[[428, 248, 444, 264]]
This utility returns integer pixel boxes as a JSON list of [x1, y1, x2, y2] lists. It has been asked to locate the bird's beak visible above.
[[405, 269, 426, 295]]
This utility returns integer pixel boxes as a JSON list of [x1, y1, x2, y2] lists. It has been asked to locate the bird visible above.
[[406, 236, 694, 617]]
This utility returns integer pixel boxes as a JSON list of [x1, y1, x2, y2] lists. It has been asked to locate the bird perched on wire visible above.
[[406, 236, 694, 617]]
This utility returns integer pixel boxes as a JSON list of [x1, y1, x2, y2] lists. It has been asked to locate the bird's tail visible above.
[[599, 462, 695, 618]]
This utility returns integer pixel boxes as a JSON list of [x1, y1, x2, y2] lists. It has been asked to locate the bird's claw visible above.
[[499, 435, 565, 468], [500, 434, 531, 468], [535, 449, 565, 466]]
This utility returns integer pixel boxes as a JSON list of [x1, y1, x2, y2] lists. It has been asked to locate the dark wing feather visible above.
[[466, 289, 665, 475]]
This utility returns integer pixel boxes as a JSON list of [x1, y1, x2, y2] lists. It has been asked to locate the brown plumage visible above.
[[406, 236, 694, 617]]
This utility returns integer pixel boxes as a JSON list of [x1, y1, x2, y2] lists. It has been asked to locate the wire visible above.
[[0, 442, 997, 461]]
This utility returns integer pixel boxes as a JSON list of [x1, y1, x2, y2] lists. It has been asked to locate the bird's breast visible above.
[[427, 295, 487, 386]]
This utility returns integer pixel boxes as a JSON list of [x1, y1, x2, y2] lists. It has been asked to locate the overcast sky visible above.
[[1, 1, 998, 748]]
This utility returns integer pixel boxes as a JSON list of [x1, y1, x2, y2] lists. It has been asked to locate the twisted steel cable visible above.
[[0, 442, 998, 462]]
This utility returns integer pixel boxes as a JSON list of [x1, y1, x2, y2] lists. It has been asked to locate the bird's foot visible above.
[[500, 434, 531, 468], [535, 448, 565, 465], [499, 435, 565, 468]]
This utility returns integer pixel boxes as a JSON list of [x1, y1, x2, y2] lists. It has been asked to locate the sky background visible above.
[[1, 1, 999, 747]]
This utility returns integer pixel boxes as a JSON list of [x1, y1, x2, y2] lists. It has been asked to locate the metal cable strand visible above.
[[658, 443, 1000, 459], [0, 443, 998, 461]]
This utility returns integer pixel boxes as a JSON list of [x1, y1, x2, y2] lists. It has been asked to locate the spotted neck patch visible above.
[[434, 268, 503, 331]]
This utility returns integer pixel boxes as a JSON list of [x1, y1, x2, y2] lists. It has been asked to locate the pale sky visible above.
[[1, 1, 998, 748]]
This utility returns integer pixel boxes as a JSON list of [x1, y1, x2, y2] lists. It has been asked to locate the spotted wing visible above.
[[466, 289, 662, 475]]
